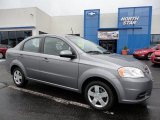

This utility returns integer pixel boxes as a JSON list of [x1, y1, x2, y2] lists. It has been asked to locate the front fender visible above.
[[78, 68, 125, 101]]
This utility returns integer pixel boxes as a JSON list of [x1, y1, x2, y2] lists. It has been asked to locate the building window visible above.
[[17, 31, 24, 44], [0, 31, 8, 45], [8, 31, 17, 47], [24, 31, 32, 38], [0, 30, 32, 47], [151, 34, 160, 45]]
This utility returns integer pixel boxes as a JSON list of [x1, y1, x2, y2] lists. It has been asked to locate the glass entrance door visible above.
[[99, 40, 117, 53]]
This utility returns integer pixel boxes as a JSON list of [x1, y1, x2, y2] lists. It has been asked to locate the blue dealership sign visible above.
[[84, 9, 100, 44], [117, 6, 152, 54]]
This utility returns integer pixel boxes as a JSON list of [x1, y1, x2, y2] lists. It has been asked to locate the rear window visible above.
[[23, 38, 41, 53]]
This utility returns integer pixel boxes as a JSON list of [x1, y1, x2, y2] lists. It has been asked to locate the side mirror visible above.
[[60, 50, 76, 59]]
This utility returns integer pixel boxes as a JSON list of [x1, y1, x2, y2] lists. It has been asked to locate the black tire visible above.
[[2, 54, 5, 59], [84, 81, 115, 111], [12, 67, 28, 87], [147, 53, 152, 60]]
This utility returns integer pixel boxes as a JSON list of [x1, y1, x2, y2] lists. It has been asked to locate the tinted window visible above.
[[23, 38, 41, 53], [44, 37, 70, 56], [17, 31, 24, 44], [24, 31, 32, 39], [0, 30, 32, 46], [151, 34, 160, 45], [8, 31, 17, 47], [0, 31, 8, 45]]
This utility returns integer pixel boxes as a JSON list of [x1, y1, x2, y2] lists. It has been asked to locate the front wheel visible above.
[[13, 67, 28, 87], [84, 81, 115, 110]]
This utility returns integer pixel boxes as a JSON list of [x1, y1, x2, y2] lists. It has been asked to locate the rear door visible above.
[[18, 37, 43, 80]]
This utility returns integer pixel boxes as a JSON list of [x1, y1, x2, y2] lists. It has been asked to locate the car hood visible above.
[[135, 48, 152, 52], [90, 54, 146, 71]]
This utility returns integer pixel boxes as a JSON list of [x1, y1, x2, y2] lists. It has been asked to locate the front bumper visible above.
[[151, 57, 160, 64], [119, 77, 153, 104]]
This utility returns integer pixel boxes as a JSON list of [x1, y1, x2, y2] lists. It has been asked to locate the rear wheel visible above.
[[84, 81, 115, 110], [13, 67, 28, 87]]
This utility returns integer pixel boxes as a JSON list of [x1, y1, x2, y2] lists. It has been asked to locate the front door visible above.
[[39, 37, 79, 89]]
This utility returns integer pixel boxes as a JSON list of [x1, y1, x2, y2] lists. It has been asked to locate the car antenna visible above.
[[71, 27, 74, 35]]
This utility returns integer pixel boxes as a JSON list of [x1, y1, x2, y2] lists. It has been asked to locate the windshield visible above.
[[67, 36, 109, 54]]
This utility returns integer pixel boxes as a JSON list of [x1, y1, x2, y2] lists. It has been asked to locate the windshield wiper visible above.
[[86, 51, 102, 54]]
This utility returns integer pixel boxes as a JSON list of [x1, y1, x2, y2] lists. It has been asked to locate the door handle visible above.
[[43, 58, 49, 62]]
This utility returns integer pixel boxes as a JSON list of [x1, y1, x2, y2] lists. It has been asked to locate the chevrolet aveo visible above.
[[6, 35, 153, 110]]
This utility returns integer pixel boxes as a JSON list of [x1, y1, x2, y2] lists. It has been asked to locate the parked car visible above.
[[0, 44, 10, 58], [6, 35, 153, 110], [151, 50, 160, 64], [133, 44, 160, 59]]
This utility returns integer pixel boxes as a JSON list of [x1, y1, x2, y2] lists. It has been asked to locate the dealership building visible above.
[[0, 6, 160, 54]]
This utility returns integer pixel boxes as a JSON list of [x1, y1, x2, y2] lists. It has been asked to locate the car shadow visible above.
[[25, 81, 150, 114], [151, 64, 160, 68]]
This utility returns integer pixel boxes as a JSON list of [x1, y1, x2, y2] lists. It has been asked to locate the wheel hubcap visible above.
[[88, 85, 109, 108], [13, 70, 22, 85]]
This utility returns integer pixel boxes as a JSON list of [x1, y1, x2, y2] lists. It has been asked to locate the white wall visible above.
[[0, 7, 51, 35], [151, 10, 160, 34], [0, 7, 159, 36], [100, 13, 118, 28], [51, 11, 160, 36], [51, 15, 84, 36], [35, 8, 51, 34], [50, 13, 118, 36], [0, 7, 36, 27]]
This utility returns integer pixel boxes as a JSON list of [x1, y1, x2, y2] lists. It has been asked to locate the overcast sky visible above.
[[0, 0, 159, 16]]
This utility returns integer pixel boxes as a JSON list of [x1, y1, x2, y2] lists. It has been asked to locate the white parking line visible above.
[[8, 85, 114, 115], [0, 59, 5, 62], [9, 85, 90, 108]]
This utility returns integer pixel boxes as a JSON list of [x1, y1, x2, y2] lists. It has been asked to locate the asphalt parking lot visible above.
[[0, 58, 160, 120]]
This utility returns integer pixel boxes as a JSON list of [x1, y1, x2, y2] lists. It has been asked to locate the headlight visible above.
[[118, 67, 144, 78]]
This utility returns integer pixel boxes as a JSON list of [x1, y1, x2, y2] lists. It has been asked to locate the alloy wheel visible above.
[[13, 70, 23, 85], [87, 85, 109, 108]]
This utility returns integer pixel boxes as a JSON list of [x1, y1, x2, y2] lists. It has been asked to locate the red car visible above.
[[133, 44, 160, 59], [0, 44, 10, 58], [151, 50, 160, 64]]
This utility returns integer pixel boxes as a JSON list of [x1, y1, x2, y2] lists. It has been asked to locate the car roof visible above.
[[26, 34, 76, 39]]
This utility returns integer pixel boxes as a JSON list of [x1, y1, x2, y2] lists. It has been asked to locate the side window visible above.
[[44, 37, 71, 56], [23, 38, 41, 53]]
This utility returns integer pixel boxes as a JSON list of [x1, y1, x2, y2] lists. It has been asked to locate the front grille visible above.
[[155, 55, 160, 57], [136, 90, 151, 100], [154, 58, 160, 62]]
